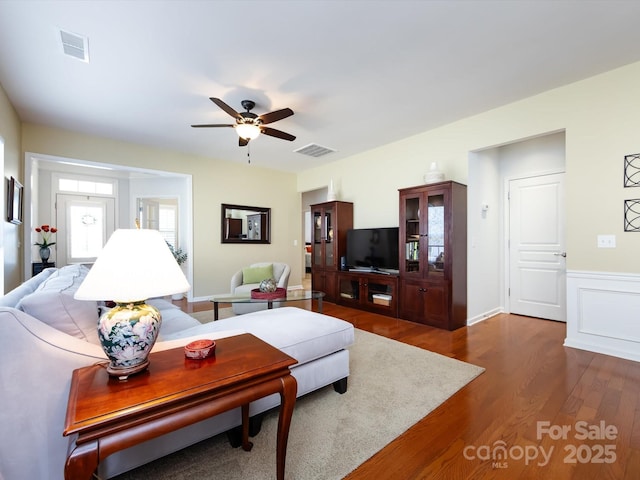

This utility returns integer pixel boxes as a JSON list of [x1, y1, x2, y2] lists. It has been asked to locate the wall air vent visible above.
[[60, 29, 89, 62], [294, 143, 337, 158]]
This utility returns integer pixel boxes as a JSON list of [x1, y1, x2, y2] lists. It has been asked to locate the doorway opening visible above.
[[468, 130, 566, 323], [24, 152, 193, 300], [300, 187, 328, 286]]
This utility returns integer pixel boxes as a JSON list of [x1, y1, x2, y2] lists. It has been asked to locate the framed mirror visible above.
[[221, 203, 271, 244], [7, 177, 23, 225]]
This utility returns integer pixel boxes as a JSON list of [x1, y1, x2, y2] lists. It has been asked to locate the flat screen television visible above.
[[346, 227, 399, 273]]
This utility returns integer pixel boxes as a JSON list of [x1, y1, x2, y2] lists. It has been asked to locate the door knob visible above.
[[553, 252, 567, 257]]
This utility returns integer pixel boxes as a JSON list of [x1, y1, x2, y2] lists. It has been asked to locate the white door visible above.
[[56, 194, 116, 265], [508, 173, 566, 321]]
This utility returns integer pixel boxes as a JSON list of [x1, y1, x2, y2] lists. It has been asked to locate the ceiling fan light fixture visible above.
[[192, 98, 294, 145], [236, 124, 261, 140]]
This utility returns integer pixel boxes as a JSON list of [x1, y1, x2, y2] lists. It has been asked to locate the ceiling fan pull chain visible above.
[[247, 143, 251, 164]]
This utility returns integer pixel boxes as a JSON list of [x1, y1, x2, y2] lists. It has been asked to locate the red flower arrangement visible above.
[[34, 224, 58, 248]]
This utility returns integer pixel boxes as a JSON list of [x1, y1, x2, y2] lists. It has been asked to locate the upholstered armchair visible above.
[[229, 262, 291, 315]]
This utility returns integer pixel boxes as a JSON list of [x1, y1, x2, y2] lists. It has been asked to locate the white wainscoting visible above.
[[566, 270, 640, 363]]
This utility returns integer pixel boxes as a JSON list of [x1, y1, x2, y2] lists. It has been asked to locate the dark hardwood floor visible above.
[[177, 298, 640, 479]]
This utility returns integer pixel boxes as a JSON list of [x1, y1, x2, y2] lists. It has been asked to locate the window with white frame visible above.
[[158, 203, 178, 247]]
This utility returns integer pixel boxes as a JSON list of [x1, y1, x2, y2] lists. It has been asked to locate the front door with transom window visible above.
[[56, 194, 115, 266]]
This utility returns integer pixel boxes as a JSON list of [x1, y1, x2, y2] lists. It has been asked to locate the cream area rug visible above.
[[115, 328, 484, 480]]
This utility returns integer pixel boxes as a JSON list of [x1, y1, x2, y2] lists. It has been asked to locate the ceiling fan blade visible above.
[[258, 108, 294, 125], [210, 97, 241, 119], [191, 124, 235, 128], [260, 126, 296, 141], [239, 136, 249, 147]]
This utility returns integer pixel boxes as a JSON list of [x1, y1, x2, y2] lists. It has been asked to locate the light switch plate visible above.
[[597, 234, 616, 248]]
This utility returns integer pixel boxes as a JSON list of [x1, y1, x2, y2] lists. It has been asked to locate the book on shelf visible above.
[[372, 293, 392, 306]]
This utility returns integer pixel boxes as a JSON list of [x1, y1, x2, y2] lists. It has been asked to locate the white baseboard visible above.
[[467, 307, 503, 326], [190, 294, 212, 303], [564, 338, 640, 363], [566, 270, 640, 363]]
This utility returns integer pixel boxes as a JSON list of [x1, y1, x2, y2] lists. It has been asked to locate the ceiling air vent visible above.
[[294, 143, 337, 158], [60, 29, 89, 62]]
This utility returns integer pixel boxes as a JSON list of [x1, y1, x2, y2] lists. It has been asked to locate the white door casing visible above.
[[508, 173, 566, 322]]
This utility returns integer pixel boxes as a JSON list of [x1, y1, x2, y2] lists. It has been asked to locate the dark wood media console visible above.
[[336, 270, 398, 318]]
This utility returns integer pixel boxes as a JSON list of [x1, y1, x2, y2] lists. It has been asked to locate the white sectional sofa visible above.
[[0, 265, 354, 480]]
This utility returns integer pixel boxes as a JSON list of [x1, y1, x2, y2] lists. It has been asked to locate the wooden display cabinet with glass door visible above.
[[398, 181, 467, 330], [310, 201, 353, 303]]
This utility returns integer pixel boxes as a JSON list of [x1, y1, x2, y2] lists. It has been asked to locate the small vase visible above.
[[327, 179, 338, 201], [39, 246, 51, 263], [424, 162, 445, 184]]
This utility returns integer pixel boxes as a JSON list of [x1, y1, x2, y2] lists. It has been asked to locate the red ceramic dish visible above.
[[184, 339, 216, 359], [250, 287, 287, 300]]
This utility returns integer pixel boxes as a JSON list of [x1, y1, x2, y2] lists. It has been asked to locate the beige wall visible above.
[[0, 81, 22, 292], [21, 124, 302, 297], [298, 60, 640, 276], [6, 61, 640, 302]]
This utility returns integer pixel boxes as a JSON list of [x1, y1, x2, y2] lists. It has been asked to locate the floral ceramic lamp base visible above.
[[98, 301, 162, 379]]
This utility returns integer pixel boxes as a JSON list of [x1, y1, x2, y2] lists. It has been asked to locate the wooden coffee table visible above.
[[63, 333, 297, 480]]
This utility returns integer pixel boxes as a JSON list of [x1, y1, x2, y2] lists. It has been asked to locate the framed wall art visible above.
[[624, 199, 640, 232], [623, 153, 640, 187], [7, 176, 23, 225]]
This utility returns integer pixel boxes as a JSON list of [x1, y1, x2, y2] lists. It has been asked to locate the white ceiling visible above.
[[1, 1, 640, 173]]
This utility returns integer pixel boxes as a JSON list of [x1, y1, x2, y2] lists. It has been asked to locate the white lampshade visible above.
[[236, 123, 261, 140], [75, 229, 190, 303]]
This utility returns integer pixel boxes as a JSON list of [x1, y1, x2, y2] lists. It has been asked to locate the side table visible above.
[[32, 261, 55, 276], [63, 333, 298, 480]]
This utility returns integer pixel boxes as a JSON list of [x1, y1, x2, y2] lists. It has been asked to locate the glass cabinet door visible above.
[[338, 277, 359, 300], [426, 193, 445, 277], [312, 205, 335, 268], [402, 195, 421, 275], [324, 205, 334, 268], [312, 210, 323, 266], [401, 189, 447, 278]]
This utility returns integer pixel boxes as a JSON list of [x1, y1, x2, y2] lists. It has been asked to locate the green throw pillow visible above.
[[242, 264, 274, 284]]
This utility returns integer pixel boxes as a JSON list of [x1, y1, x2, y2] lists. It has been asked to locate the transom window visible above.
[[58, 177, 114, 195]]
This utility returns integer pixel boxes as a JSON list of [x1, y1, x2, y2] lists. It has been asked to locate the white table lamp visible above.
[[75, 229, 190, 378]]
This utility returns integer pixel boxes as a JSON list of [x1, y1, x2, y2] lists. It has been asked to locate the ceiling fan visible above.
[[191, 97, 296, 146]]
